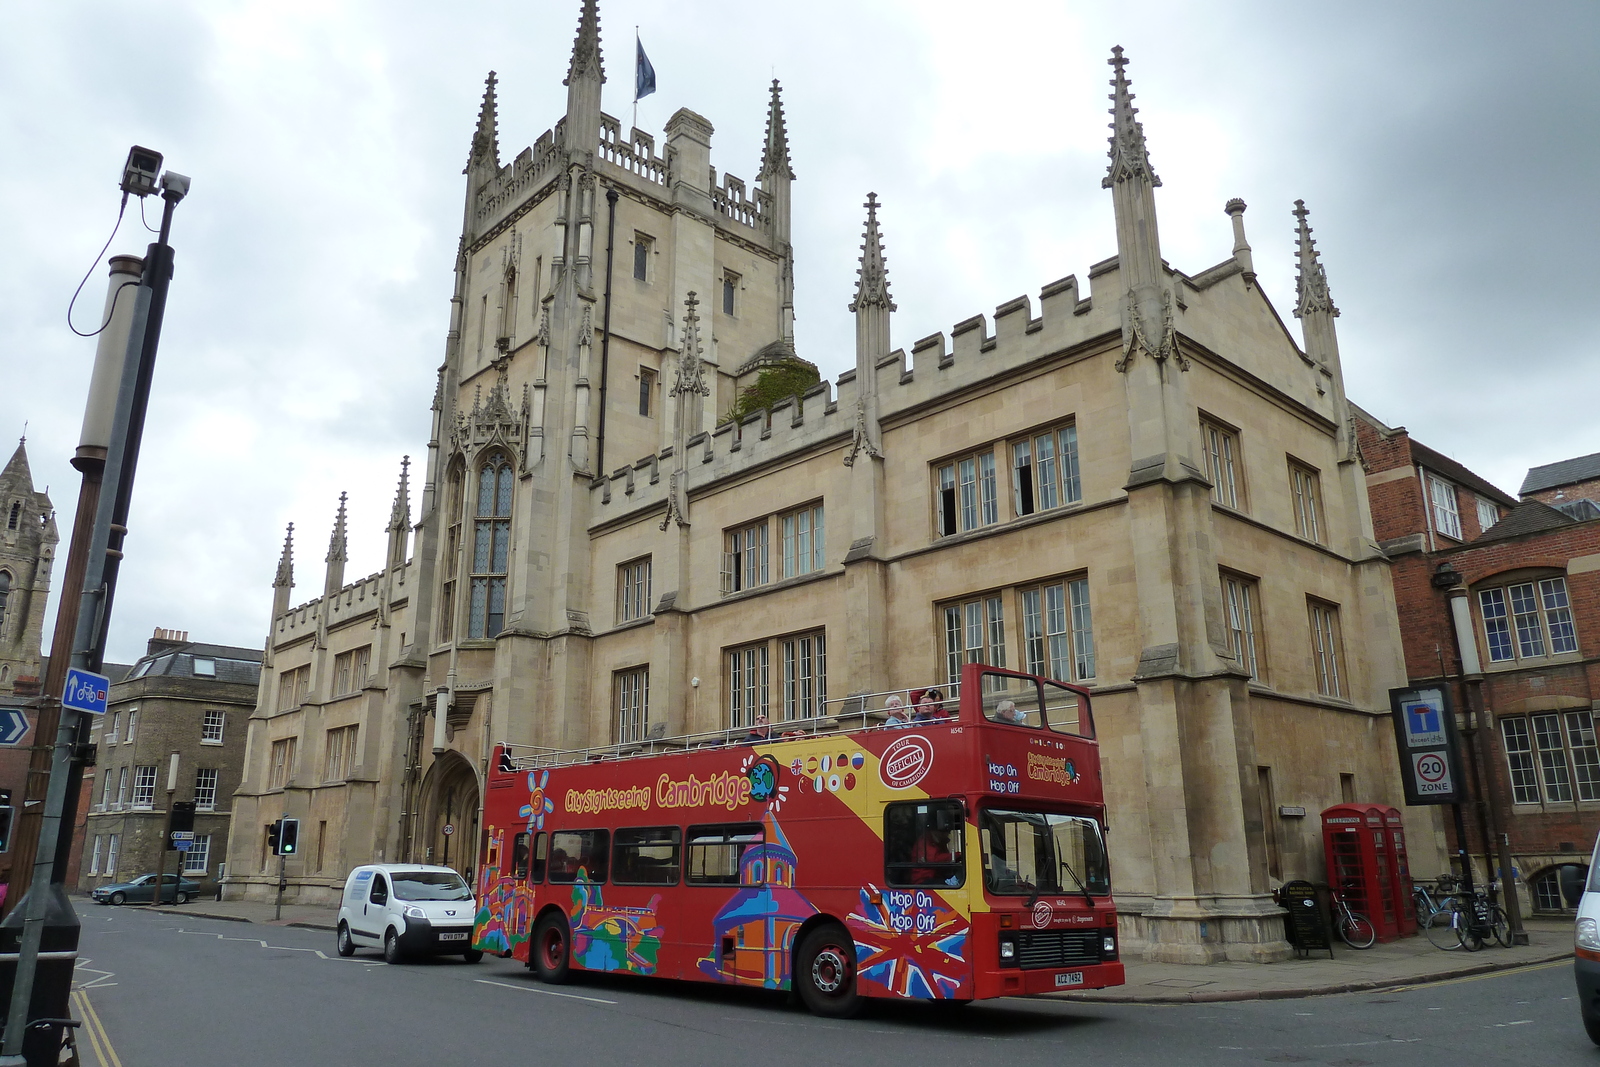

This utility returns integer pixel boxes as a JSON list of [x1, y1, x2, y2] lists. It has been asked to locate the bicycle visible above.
[[1424, 885, 1508, 951], [1331, 884, 1376, 948], [1412, 874, 1459, 926]]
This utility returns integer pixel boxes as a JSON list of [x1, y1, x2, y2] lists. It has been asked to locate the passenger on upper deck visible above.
[[882, 695, 908, 727], [912, 689, 946, 723], [995, 698, 1027, 725], [743, 715, 770, 743]]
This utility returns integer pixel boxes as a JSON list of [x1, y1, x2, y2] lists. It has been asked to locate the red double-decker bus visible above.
[[471, 663, 1124, 1016]]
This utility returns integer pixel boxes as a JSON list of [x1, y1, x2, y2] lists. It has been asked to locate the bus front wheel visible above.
[[796, 924, 862, 1018], [533, 913, 571, 984]]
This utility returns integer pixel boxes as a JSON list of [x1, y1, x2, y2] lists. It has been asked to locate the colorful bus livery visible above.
[[473, 664, 1125, 1016]]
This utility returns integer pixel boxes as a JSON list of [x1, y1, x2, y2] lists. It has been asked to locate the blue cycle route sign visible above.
[[0, 706, 29, 746], [62, 668, 111, 715]]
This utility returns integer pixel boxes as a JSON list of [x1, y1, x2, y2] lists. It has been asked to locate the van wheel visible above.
[[795, 924, 862, 1018], [336, 923, 355, 958], [463, 949, 484, 964], [533, 913, 571, 983], [383, 930, 405, 965]]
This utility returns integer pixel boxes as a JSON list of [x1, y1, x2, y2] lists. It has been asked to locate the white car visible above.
[[1577, 835, 1600, 1043], [336, 864, 481, 964]]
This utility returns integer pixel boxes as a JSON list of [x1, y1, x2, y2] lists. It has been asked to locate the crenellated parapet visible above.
[[272, 562, 414, 641]]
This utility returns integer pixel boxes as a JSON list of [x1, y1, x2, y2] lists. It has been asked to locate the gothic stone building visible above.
[[0, 439, 56, 888], [229, 2, 1444, 963]]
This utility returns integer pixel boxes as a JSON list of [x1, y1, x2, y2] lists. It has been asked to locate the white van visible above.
[[1576, 834, 1600, 1043], [336, 864, 481, 964]]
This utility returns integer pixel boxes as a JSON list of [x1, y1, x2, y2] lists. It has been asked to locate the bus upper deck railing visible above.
[[495, 675, 1086, 772]]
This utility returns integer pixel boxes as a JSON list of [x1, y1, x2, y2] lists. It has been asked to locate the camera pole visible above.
[[1, 155, 187, 1065]]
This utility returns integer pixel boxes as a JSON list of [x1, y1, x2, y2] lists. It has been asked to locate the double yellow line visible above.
[[70, 988, 121, 1067]]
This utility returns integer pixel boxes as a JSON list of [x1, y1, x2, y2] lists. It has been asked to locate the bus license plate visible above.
[[439, 932, 468, 942], [1054, 972, 1084, 988]]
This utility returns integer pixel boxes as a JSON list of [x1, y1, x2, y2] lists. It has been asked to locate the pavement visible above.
[[99, 894, 1575, 1004]]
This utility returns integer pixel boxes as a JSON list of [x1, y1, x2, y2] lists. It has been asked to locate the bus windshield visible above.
[[392, 870, 473, 902], [980, 808, 1109, 897]]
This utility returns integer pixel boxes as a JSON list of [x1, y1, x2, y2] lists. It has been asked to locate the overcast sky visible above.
[[3, 1, 1597, 666]]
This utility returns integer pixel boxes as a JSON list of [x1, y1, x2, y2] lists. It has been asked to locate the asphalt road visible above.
[[70, 904, 1587, 1067]]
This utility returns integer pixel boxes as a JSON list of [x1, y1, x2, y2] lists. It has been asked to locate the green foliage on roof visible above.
[[718, 360, 820, 426]]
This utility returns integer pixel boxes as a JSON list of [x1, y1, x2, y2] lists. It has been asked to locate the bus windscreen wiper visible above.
[[1060, 856, 1095, 909]]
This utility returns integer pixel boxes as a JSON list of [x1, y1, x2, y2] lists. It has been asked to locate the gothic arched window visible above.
[[0, 571, 11, 634], [6, 503, 18, 530], [439, 461, 465, 643], [469, 453, 513, 639]]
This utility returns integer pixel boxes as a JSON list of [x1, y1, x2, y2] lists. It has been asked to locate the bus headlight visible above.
[[1101, 933, 1118, 959], [999, 939, 1017, 963], [1578, 917, 1600, 951]]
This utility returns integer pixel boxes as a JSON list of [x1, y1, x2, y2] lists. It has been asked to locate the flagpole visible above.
[[632, 26, 639, 133]]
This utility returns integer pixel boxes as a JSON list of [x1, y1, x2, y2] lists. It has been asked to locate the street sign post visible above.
[[0, 709, 28, 747], [60, 669, 110, 716], [1389, 685, 1465, 805]]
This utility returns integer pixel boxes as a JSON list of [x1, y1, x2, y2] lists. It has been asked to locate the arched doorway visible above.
[[420, 752, 480, 879]]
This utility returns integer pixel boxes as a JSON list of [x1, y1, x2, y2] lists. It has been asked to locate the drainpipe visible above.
[[596, 187, 619, 479], [1441, 572, 1528, 943]]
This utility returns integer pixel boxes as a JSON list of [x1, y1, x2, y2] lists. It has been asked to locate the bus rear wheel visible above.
[[796, 924, 862, 1019], [533, 913, 571, 984]]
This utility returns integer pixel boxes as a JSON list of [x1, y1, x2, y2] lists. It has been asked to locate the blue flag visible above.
[[635, 37, 656, 101]]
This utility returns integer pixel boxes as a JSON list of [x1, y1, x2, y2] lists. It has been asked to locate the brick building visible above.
[[1522, 451, 1600, 511], [1357, 406, 1600, 916], [78, 630, 259, 897]]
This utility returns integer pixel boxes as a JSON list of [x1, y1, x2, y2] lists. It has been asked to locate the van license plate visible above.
[[1054, 972, 1083, 988], [439, 932, 468, 942]]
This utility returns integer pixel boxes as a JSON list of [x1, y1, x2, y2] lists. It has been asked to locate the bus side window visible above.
[[1040, 679, 1085, 736], [550, 829, 609, 884], [686, 823, 764, 885], [983, 671, 1040, 726], [531, 832, 548, 883], [884, 800, 966, 888], [614, 826, 682, 885], [512, 832, 530, 879]]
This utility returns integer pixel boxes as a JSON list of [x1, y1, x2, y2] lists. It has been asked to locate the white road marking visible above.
[[475, 978, 618, 1004], [171, 927, 383, 965], [1491, 1020, 1532, 1027], [72, 957, 118, 991]]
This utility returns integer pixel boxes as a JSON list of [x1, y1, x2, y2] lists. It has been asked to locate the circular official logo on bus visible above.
[[1033, 900, 1053, 929], [879, 735, 934, 790]]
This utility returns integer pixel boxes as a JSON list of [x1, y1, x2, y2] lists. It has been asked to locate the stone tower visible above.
[[414, 0, 801, 752], [0, 439, 57, 696]]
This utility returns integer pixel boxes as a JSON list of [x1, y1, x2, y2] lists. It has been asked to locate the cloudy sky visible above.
[[3, 1, 1597, 666]]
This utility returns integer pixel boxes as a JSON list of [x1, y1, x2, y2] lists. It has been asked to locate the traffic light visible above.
[[266, 820, 280, 854], [278, 818, 299, 856], [0, 789, 11, 853]]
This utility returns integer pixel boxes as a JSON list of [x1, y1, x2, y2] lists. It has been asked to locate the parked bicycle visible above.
[[1331, 883, 1377, 948], [1423, 880, 1509, 951], [1413, 873, 1459, 928]]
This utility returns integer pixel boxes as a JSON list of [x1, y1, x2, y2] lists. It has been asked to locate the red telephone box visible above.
[[1321, 804, 1403, 943], [1383, 807, 1418, 935]]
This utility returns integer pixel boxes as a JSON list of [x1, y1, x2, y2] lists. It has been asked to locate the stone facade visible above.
[[228, 2, 1444, 963], [0, 439, 56, 887], [1358, 409, 1600, 915], [78, 630, 259, 896]]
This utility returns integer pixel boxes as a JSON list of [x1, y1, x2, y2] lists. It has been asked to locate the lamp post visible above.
[[0, 147, 188, 1066], [150, 753, 178, 907]]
